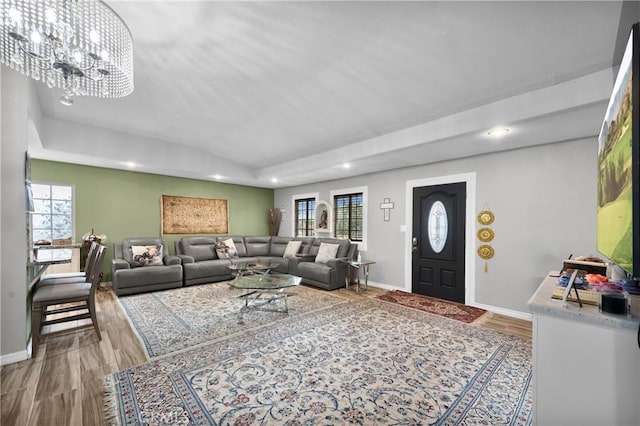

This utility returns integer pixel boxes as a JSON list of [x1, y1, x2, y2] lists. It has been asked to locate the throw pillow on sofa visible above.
[[315, 243, 340, 263], [283, 240, 302, 258], [215, 238, 239, 259], [131, 245, 163, 267]]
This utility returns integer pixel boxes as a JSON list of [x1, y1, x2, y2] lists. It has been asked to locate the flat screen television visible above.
[[597, 22, 640, 280]]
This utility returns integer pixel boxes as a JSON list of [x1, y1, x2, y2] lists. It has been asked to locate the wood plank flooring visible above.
[[1, 284, 531, 425]]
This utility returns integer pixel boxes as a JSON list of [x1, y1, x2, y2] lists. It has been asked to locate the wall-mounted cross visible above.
[[380, 198, 394, 221]]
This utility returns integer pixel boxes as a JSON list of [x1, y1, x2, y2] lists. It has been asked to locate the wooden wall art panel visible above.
[[161, 195, 228, 234]]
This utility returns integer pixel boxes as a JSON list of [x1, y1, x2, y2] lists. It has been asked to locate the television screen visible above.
[[597, 23, 639, 278]]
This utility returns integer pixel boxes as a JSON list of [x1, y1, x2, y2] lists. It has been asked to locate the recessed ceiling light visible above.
[[210, 174, 223, 180], [124, 161, 137, 168], [487, 127, 510, 137], [271, 178, 278, 183], [342, 162, 351, 169]]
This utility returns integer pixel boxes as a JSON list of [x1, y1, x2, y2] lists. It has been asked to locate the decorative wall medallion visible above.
[[477, 210, 495, 225], [477, 227, 494, 242], [477, 244, 495, 273], [477, 244, 494, 259]]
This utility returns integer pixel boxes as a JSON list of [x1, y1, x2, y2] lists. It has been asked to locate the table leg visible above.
[[345, 264, 351, 290], [363, 264, 369, 291]]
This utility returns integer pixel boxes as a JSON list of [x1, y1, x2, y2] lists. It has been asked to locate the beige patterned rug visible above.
[[106, 298, 532, 425], [118, 282, 347, 358]]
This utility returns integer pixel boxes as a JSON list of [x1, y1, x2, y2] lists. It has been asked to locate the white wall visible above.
[[0, 68, 30, 362], [275, 138, 596, 317]]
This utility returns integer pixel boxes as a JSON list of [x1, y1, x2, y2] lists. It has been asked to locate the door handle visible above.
[[412, 237, 418, 252]]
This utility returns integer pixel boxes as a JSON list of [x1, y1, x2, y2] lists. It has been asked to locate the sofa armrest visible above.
[[163, 255, 182, 266], [327, 257, 351, 268], [177, 254, 195, 264], [327, 257, 351, 285], [111, 258, 131, 272]]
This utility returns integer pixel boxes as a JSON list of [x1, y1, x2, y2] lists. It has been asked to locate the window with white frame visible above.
[[31, 182, 74, 245], [331, 186, 367, 250]]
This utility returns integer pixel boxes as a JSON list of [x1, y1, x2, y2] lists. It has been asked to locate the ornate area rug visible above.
[[105, 299, 532, 425], [118, 282, 347, 358], [375, 290, 487, 323]]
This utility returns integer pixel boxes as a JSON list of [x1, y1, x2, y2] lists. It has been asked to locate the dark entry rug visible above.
[[375, 290, 487, 323]]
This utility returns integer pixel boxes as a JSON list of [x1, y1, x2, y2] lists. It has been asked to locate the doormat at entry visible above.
[[375, 290, 487, 323]]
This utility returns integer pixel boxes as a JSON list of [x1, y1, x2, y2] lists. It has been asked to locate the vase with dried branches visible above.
[[268, 208, 282, 236]]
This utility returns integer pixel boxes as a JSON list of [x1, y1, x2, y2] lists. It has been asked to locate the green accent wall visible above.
[[31, 160, 274, 281]]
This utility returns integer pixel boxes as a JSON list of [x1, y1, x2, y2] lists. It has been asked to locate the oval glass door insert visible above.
[[428, 201, 448, 253]]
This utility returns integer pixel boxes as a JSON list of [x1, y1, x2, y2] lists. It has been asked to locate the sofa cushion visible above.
[[283, 241, 302, 258], [269, 236, 291, 256], [183, 244, 217, 262], [131, 245, 163, 267], [309, 238, 350, 258], [315, 243, 340, 263], [215, 238, 239, 259], [245, 236, 271, 256], [217, 236, 248, 257]]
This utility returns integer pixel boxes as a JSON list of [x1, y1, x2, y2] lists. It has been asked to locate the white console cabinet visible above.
[[528, 274, 640, 426]]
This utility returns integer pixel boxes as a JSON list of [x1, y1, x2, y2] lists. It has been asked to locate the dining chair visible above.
[[37, 242, 100, 286], [31, 245, 106, 358]]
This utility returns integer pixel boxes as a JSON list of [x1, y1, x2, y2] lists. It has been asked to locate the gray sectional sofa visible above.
[[175, 235, 358, 291]]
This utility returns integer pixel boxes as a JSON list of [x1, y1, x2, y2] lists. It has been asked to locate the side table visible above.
[[340, 259, 375, 293]]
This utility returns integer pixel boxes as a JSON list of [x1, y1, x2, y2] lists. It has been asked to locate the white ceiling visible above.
[[28, 1, 635, 188]]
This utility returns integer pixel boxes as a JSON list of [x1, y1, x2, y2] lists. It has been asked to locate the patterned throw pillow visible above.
[[215, 238, 239, 259], [283, 240, 302, 258], [131, 245, 163, 267], [315, 243, 340, 263]]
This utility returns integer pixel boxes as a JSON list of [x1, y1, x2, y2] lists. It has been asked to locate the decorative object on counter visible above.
[[380, 198, 394, 221], [52, 238, 72, 245], [82, 229, 106, 271], [82, 229, 107, 246], [268, 208, 282, 236], [600, 293, 628, 315], [558, 272, 588, 289], [477, 244, 494, 272]]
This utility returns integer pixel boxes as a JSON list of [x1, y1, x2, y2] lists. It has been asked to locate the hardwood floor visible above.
[[1, 285, 532, 425]]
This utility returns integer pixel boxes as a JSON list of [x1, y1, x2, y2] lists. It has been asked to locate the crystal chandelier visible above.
[[1, 0, 133, 106]]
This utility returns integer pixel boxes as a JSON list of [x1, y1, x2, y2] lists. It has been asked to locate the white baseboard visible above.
[[469, 302, 532, 321], [1, 346, 30, 365], [366, 281, 398, 291], [367, 282, 532, 321]]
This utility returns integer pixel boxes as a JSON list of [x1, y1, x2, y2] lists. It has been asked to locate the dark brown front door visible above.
[[412, 182, 466, 302]]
